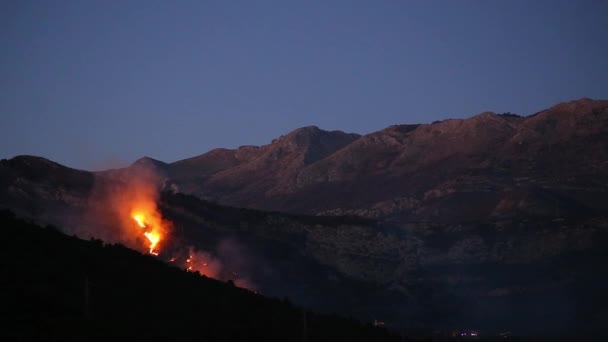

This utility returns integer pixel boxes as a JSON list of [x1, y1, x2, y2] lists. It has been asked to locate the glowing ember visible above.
[[186, 255, 193, 271]]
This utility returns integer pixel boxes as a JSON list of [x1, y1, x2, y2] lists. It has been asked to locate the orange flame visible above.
[[103, 168, 170, 257], [130, 209, 164, 256], [133, 214, 146, 228], [143, 231, 160, 255], [105, 174, 253, 289]]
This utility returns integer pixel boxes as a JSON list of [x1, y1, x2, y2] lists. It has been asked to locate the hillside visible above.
[[159, 192, 608, 338], [0, 210, 396, 342], [146, 98, 608, 222]]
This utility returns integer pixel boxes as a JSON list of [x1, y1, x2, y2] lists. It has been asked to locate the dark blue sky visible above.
[[1, 0, 607, 170]]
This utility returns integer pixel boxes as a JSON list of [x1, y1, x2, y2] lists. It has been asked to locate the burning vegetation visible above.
[[130, 210, 163, 255], [89, 168, 253, 290], [109, 172, 170, 257]]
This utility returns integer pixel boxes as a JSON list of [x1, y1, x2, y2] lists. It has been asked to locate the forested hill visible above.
[[0, 210, 396, 342]]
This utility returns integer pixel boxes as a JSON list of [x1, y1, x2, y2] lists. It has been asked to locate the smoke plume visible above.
[[79, 164, 255, 290]]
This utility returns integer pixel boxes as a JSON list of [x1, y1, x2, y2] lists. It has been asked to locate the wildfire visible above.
[[185, 254, 213, 274], [143, 231, 160, 255], [186, 255, 193, 271], [133, 214, 146, 228], [107, 175, 253, 290], [130, 209, 164, 256]]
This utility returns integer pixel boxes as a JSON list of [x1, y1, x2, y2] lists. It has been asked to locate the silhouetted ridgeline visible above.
[[0, 210, 397, 342]]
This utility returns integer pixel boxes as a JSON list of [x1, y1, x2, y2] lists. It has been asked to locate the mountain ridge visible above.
[[5, 97, 608, 222], [142, 98, 608, 222]]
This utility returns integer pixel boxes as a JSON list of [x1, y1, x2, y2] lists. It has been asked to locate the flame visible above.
[[130, 209, 164, 256], [143, 231, 160, 255], [133, 214, 146, 228], [106, 176, 254, 289]]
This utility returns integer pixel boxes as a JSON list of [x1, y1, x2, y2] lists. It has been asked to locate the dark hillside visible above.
[[0, 210, 396, 342]]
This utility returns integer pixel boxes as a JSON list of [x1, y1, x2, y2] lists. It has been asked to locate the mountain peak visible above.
[[132, 156, 167, 166], [279, 126, 360, 156], [271, 125, 359, 149], [9, 155, 58, 165], [294, 125, 322, 132], [129, 157, 169, 174], [282, 125, 325, 140], [6, 155, 73, 171], [546, 97, 608, 113], [282, 125, 360, 140], [472, 111, 498, 119]]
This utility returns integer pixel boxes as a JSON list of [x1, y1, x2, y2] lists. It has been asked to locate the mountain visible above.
[[0, 155, 95, 222], [1, 98, 608, 338], [167, 126, 361, 203], [122, 98, 607, 223]]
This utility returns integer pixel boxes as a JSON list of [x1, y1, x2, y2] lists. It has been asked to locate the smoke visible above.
[[170, 241, 256, 290], [216, 239, 256, 289], [78, 164, 256, 290], [185, 248, 223, 278], [79, 164, 167, 252]]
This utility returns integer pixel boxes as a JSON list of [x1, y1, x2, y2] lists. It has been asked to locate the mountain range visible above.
[[113, 98, 608, 223], [2, 98, 608, 338]]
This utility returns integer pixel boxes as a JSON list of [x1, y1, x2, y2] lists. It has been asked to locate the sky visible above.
[[1, 0, 607, 170]]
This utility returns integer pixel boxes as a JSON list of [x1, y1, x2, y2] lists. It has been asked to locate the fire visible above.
[[133, 214, 146, 228], [143, 231, 160, 255], [185, 254, 212, 273], [186, 255, 193, 271], [103, 173, 254, 289], [130, 209, 165, 256]]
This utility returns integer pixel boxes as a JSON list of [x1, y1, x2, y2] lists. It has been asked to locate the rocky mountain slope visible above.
[[2, 154, 607, 336], [110, 98, 608, 223]]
